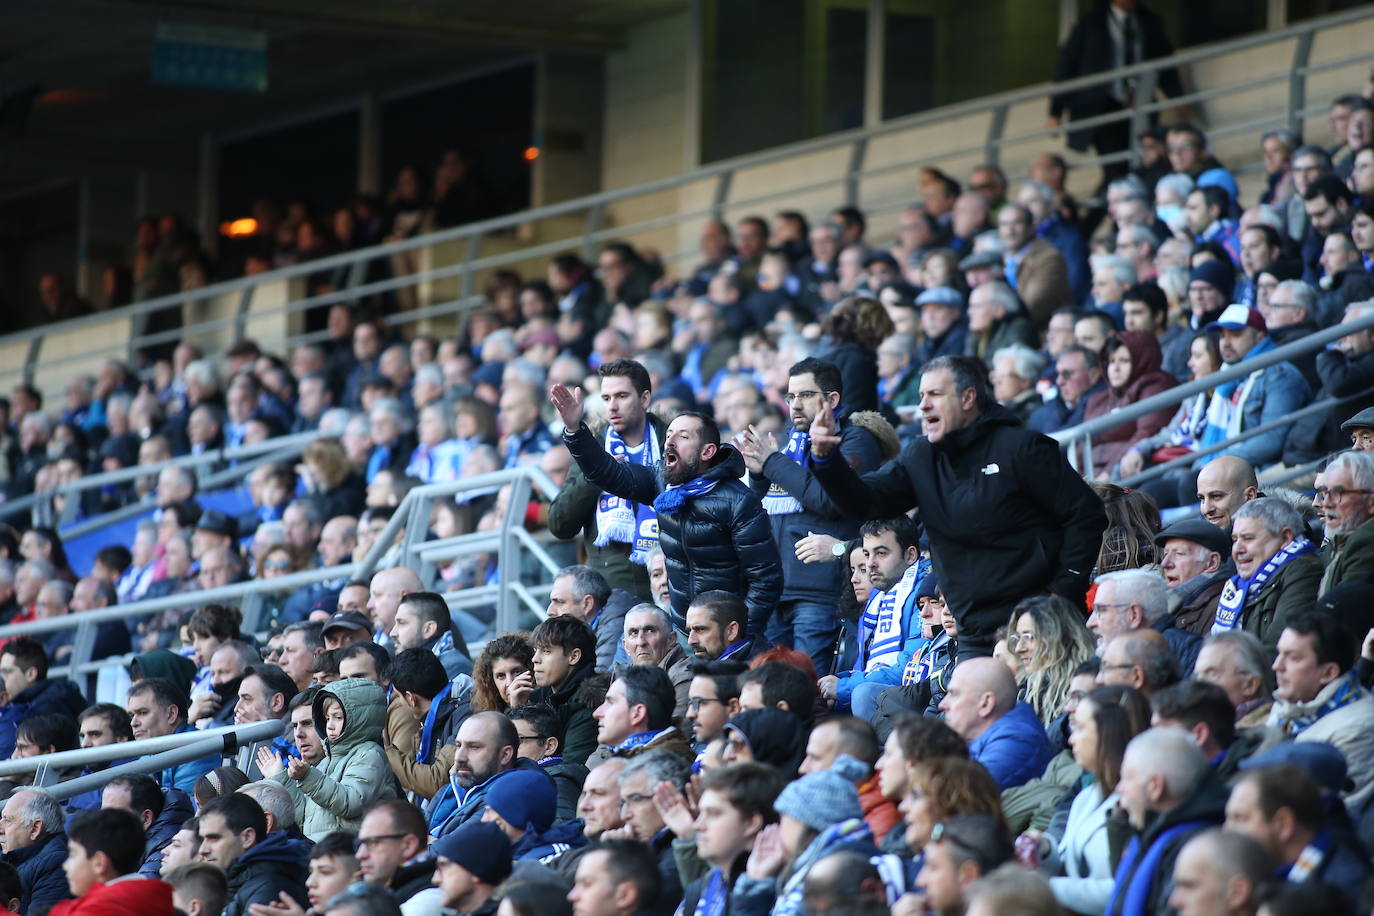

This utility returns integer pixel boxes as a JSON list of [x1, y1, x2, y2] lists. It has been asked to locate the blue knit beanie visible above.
[[483, 768, 558, 833], [773, 754, 869, 832]]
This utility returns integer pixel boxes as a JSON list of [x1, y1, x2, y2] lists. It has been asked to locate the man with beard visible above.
[[548, 359, 669, 604], [735, 358, 882, 674], [425, 711, 554, 838], [810, 355, 1106, 661], [552, 384, 782, 650]]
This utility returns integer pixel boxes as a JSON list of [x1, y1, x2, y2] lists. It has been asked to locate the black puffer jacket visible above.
[[223, 830, 310, 916], [564, 424, 783, 641], [813, 404, 1106, 647]]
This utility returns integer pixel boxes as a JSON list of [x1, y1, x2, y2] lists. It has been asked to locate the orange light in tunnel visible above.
[[523, 146, 540, 161], [220, 218, 260, 238]]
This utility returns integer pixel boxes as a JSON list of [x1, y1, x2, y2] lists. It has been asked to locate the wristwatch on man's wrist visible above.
[[831, 540, 847, 560]]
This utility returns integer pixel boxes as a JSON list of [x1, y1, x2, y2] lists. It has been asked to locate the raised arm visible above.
[[553, 384, 661, 505]]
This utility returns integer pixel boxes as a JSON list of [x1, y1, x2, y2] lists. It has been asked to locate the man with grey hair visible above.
[[617, 749, 690, 903], [618, 603, 693, 719], [989, 345, 1045, 425], [156, 465, 197, 509], [547, 564, 628, 671], [238, 781, 299, 835], [71, 576, 133, 660], [1015, 180, 1090, 305], [367, 397, 417, 483], [0, 787, 70, 912], [1317, 450, 1374, 595], [1092, 568, 1200, 675], [1214, 497, 1321, 648], [1195, 630, 1274, 728], [1090, 253, 1137, 326], [1115, 224, 1160, 283], [963, 281, 1037, 362], [1110, 727, 1225, 916]]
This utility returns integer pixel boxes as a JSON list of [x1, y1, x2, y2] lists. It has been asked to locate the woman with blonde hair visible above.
[[301, 437, 365, 518], [1008, 595, 1097, 732]]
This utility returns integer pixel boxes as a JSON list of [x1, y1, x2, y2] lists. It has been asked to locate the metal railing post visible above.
[[984, 104, 1009, 167], [1289, 30, 1315, 136], [1128, 71, 1158, 167], [234, 285, 256, 342], [845, 138, 869, 207], [461, 232, 484, 301], [711, 171, 734, 220], [582, 202, 606, 262]]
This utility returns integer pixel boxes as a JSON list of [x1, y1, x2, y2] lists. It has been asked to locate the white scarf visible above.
[[859, 563, 920, 673], [593, 424, 660, 564]]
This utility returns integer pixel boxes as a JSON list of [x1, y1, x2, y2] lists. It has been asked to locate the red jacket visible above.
[[49, 876, 174, 916], [859, 775, 902, 843]]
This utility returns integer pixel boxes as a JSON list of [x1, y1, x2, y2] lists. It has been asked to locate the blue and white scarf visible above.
[[687, 867, 728, 916], [595, 426, 660, 564], [761, 429, 809, 515], [611, 728, 671, 754], [1201, 336, 1274, 448], [654, 476, 719, 515], [1212, 537, 1316, 633], [773, 819, 872, 916], [417, 681, 453, 763], [859, 563, 921, 673]]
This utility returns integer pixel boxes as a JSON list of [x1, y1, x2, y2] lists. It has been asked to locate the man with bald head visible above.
[[1111, 728, 1226, 916], [1167, 828, 1271, 916], [938, 657, 1050, 789], [367, 567, 423, 647], [1196, 457, 1259, 529]]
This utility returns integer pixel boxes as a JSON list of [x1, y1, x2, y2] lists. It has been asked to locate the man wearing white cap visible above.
[[1195, 304, 1310, 473]]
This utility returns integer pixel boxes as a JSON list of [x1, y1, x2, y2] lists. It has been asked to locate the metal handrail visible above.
[[3, 465, 567, 689], [1118, 386, 1374, 487], [1050, 311, 1374, 473], [0, 719, 284, 779], [45, 720, 287, 800], [2, 5, 1370, 398]]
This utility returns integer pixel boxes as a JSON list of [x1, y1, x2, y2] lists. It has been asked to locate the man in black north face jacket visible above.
[[810, 355, 1106, 659], [551, 384, 783, 646]]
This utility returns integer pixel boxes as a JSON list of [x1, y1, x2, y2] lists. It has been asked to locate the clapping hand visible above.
[[256, 746, 285, 779], [809, 400, 841, 458], [653, 781, 698, 840], [548, 383, 585, 431], [746, 823, 788, 879], [248, 892, 306, 916], [286, 756, 310, 780], [732, 425, 779, 475]]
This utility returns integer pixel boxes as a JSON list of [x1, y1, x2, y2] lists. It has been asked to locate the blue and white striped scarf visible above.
[[858, 563, 921, 673], [594, 425, 660, 563], [761, 429, 809, 515]]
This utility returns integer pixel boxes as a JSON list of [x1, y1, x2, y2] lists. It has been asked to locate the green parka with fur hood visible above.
[[273, 677, 396, 840]]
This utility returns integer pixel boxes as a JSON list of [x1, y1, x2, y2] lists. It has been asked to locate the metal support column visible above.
[[864, 0, 886, 129]]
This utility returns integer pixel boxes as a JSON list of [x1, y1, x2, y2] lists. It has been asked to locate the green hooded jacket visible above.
[[274, 677, 396, 840]]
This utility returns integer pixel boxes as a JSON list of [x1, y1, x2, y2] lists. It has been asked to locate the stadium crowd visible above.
[[8, 6, 1374, 916]]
